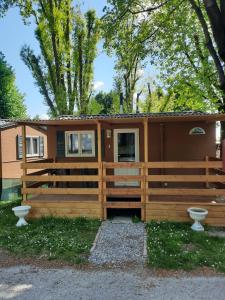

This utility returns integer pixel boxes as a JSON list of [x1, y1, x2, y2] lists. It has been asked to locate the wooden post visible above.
[[205, 155, 209, 188], [102, 164, 107, 220], [97, 122, 104, 219], [143, 118, 148, 221], [22, 125, 27, 202]]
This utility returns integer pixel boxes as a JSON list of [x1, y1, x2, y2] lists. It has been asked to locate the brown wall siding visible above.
[[1, 126, 47, 179], [148, 121, 216, 161], [47, 123, 144, 162], [47, 125, 98, 162], [47, 121, 216, 163]]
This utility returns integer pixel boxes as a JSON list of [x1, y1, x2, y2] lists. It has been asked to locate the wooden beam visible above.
[[21, 162, 100, 169], [97, 121, 103, 219], [22, 175, 99, 182], [104, 188, 143, 196], [147, 161, 223, 168], [104, 202, 142, 208], [147, 175, 225, 182], [22, 188, 99, 195], [143, 118, 148, 221], [103, 175, 143, 182], [147, 188, 225, 196], [103, 162, 144, 168]]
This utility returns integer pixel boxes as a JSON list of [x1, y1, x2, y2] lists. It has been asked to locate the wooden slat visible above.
[[22, 188, 99, 195], [104, 188, 142, 195], [21, 162, 100, 169], [147, 175, 225, 182], [22, 175, 99, 182], [147, 188, 225, 196], [103, 175, 143, 182], [24, 201, 100, 208], [146, 202, 225, 211], [147, 161, 222, 168], [103, 162, 143, 168], [104, 202, 142, 208], [27, 169, 50, 176]]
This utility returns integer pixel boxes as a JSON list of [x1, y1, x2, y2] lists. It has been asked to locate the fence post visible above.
[[205, 155, 209, 188], [143, 118, 149, 221]]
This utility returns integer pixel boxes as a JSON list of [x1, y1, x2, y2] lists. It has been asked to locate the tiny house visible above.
[[17, 112, 225, 226], [0, 120, 47, 200]]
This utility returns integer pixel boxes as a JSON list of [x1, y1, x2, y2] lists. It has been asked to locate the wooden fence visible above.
[[21, 159, 225, 223]]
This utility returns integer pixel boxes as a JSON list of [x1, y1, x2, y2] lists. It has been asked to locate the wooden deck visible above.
[[21, 159, 225, 226]]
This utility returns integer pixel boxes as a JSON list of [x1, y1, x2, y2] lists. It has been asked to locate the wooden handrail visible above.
[[147, 161, 223, 168], [21, 160, 225, 221], [21, 162, 100, 169]]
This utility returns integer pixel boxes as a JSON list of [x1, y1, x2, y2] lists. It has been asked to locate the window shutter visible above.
[[56, 131, 65, 157], [39, 136, 44, 157], [16, 135, 23, 160]]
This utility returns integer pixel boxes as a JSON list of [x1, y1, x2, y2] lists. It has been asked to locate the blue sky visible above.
[[0, 0, 115, 117]]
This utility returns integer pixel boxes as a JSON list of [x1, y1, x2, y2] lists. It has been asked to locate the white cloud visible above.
[[93, 81, 104, 91]]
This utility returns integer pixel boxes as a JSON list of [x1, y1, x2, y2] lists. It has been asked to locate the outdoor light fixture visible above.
[[106, 129, 112, 138]]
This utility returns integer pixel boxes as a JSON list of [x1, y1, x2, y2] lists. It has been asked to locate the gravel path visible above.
[[0, 265, 225, 300], [89, 219, 146, 265]]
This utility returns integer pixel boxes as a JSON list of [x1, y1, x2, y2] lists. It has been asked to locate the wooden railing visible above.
[[22, 161, 101, 199], [21, 159, 225, 219]]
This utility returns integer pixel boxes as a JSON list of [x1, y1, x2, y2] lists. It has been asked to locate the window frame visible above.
[[26, 136, 40, 157], [65, 130, 95, 157]]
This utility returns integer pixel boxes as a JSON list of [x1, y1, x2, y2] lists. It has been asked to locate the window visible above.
[[189, 127, 206, 135], [65, 131, 95, 157], [26, 137, 40, 157]]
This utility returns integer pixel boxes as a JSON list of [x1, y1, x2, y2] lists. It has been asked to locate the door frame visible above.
[[113, 128, 140, 163]]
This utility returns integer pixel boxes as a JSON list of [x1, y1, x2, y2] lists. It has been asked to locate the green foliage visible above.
[[4, 1, 101, 116], [88, 90, 120, 114], [103, 0, 151, 112], [0, 52, 27, 119], [150, 0, 221, 112], [0, 201, 101, 264], [147, 221, 225, 272]]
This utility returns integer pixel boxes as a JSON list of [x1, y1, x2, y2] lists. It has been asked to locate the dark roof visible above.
[[0, 120, 16, 129], [8, 111, 225, 126], [56, 111, 212, 121]]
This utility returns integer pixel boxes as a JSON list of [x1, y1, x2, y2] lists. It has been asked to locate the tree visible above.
[[149, 1, 220, 112], [0, 52, 27, 119], [88, 90, 120, 114], [103, 0, 151, 112], [1, 1, 101, 116], [109, 0, 225, 138]]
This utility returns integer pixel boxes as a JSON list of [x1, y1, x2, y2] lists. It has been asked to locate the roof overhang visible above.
[[13, 113, 225, 126]]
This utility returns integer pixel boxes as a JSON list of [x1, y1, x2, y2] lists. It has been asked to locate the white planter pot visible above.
[[187, 207, 208, 231], [12, 206, 31, 227]]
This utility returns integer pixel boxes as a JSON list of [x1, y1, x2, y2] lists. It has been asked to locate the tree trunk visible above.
[[203, 0, 225, 63]]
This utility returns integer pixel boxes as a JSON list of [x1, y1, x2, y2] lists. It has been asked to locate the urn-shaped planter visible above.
[[12, 206, 31, 227], [187, 207, 208, 231]]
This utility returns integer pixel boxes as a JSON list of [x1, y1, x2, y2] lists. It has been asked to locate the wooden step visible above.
[[104, 202, 142, 208]]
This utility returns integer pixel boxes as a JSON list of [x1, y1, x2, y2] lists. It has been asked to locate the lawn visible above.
[[0, 200, 101, 264], [146, 221, 225, 272]]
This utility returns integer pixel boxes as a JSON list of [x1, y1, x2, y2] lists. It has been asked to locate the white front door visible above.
[[114, 128, 139, 187]]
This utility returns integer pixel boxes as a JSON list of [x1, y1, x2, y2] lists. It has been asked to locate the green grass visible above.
[[146, 221, 225, 272], [0, 200, 101, 264]]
